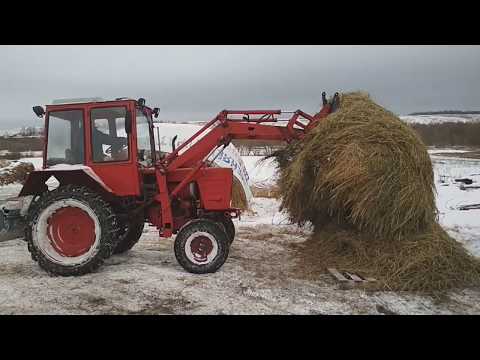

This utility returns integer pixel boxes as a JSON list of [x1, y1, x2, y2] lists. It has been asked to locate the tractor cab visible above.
[[27, 97, 159, 197]]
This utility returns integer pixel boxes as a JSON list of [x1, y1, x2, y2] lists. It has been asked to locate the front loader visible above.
[[0, 93, 339, 276]]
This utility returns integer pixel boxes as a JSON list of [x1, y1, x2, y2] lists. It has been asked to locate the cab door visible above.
[[85, 101, 141, 196]]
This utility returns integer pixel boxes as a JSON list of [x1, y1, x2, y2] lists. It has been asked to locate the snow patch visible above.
[[401, 114, 480, 125]]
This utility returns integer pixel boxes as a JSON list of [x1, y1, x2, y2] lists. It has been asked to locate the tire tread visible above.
[[25, 185, 120, 276], [174, 218, 229, 274]]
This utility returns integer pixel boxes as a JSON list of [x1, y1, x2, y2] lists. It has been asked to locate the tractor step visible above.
[[327, 268, 377, 289]]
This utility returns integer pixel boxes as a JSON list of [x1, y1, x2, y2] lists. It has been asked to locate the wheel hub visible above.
[[47, 207, 96, 257], [189, 236, 214, 263]]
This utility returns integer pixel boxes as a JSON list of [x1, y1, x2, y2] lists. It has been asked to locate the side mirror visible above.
[[33, 106, 45, 118], [153, 107, 160, 118], [125, 110, 132, 134]]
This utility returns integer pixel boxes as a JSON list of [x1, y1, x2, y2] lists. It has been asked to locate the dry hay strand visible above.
[[231, 176, 249, 210], [293, 223, 480, 292], [0, 162, 35, 186], [275, 91, 436, 240], [271, 91, 480, 292]]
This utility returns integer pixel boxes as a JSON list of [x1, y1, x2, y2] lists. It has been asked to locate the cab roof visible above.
[[50, 97, 137, 105]]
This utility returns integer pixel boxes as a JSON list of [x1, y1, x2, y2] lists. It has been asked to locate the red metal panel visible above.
[[166, 168, 196, 182], [227, 122, 296, 141], [155, 170, 173, 237], [18, 170, 112, 198], [196, 168, 233, 210], [166, 167, 233, 210], [87, 163, 140, 196]]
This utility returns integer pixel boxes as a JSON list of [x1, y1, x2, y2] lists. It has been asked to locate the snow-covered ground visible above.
[[431, 155, 480, 257], [400, 114, 480, 125], [18, 157, 43, 169], [1, 194, 480, 315], [428, 149, 469, 154], [0, 151, 479, 314]]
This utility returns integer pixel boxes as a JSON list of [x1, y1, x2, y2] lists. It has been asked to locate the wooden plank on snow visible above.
[[327, 268, 349, 282], [345, 272, 365, 282]]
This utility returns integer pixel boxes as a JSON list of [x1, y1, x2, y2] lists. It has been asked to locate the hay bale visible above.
[[231, 176, 249, 210], [292, 223, 480, 292], [272, 92, 480, 292], [276, 92, 436, 239]]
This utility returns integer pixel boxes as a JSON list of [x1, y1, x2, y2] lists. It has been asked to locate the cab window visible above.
[[46, 110, 84, 166], [90, 107, 129, 162], [136, 109, 154, 166]]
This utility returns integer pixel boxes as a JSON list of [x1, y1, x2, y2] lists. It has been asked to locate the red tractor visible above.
[[1, 93, 339, 276]]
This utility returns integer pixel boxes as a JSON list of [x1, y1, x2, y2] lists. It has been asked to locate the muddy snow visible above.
[[0, 152, 480, 314], [1, 195, 480, 315]]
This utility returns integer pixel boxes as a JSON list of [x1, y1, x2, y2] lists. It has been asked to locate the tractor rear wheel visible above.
[[113, 219, 145, 254], [25, 185, 119, 276], [174, 218, 229, 274]]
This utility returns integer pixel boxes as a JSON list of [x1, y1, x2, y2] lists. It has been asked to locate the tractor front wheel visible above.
[[174, 219, 229, 274], [217, 215, 235, 245], [25, 185, 119, 276], [202, 213, 236, 245]]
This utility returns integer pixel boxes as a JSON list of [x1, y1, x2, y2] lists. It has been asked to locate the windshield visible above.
[[136, 108, 154, 166]]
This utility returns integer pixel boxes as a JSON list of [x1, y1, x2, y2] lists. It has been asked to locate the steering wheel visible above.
[[105, 138, 128, 156]]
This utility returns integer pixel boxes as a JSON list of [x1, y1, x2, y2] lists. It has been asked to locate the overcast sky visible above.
[[1, 45, 479, 129]]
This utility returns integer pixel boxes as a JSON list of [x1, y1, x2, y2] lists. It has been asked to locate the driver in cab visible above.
[[92, 123, 128, 162]]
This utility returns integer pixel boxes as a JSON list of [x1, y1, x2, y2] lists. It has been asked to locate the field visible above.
[[0, 137, 43, 156], [0, 149, 479, 314]]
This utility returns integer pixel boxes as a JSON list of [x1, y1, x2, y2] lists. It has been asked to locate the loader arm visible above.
[[162, 109, 318, 172], [150, 103, 336, 238], [160, 92, 339, 174], [152, 108, 327, 237]]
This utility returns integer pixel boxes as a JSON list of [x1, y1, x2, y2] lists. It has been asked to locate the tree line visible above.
[[409, 122, 480, 147]]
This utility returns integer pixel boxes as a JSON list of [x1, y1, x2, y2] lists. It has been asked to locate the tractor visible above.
[[0, 93, 339, 276]]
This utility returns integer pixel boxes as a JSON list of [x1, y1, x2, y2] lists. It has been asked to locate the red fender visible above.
[[19, 168, 113, 199]]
